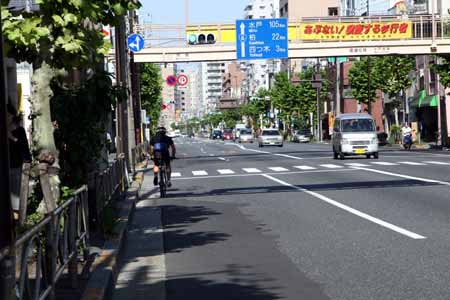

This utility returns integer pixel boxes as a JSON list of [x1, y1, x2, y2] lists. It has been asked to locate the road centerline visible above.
[[261, 174, 426, 240]]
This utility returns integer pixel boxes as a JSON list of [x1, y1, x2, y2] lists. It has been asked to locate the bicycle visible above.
[[157, 155, 176, 198]]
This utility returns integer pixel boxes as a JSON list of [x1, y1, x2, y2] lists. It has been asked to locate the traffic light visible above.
[[188, 33, 216, 45]]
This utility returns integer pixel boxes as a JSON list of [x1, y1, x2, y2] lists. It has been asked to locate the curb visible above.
[[81, 161, 148, 300]]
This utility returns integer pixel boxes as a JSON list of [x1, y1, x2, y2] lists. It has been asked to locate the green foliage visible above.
[[140, 63, 163, 130], [2, 0, 141, 67], [374, 55, 415, 97], [435, 54, 450, 89], [51, 71, 117, 188], [348, 57, 382, 105]]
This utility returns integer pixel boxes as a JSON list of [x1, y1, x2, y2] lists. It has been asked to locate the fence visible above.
[[88, 154, 127, 235], [0, 144, 147, 300], [131, 141, 149, 174]]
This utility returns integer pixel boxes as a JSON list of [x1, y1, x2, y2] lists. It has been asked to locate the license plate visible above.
[[355, 149, 366, 154]]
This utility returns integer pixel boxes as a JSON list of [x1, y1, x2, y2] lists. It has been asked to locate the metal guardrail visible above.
[[88, 154, 127, 234], [131, 141, 149, 174], [3, 186, 89, 300], [0, 145, 147, 299]]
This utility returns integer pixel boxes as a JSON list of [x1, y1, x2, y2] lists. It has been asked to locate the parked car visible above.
[[238, 129, 254, 143], [293, 129, 312, 143], [222, 129, 234, 141], [258, 129, 283, 147], [210, 129, 223, 140], [331, 113, 379, 159]]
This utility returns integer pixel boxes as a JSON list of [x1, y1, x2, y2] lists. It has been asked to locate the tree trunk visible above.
[[31, 63, 60, 213]]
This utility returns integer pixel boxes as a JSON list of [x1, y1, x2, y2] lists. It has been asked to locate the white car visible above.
[[258, 129, 283, 147], [238, 129, 254, 143], [332, 113, 379, 159]]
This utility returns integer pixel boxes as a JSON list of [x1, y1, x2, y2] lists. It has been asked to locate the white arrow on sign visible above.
[[129, 36, 141, 51], [240, 22, 246, 58]]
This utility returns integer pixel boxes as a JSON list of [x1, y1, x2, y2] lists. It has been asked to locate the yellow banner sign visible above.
[[299, 21, 412, 40]]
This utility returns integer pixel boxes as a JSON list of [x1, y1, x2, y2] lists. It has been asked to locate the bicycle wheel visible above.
[[159, 165, 167, 198]]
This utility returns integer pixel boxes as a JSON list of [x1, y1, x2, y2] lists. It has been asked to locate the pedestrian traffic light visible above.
[[187, 33, 216, 45]]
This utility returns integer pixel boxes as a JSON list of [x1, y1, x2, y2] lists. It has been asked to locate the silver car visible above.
[[258, 129, 283, 147], [238, 129, 254, 143]]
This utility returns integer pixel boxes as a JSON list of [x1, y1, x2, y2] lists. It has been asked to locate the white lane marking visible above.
[[268, 167, 289, 172], [217, 169, 235, 175], [274, 153, 303, 160], [192, 170, 208, 176], [172, 172, 182, 177], [294, 165, 317, 170], [242, 168, 262, 173], [173, 168, 351, 180], [345, 163, 370, 167], [218, 157, 227, 161], [371, 162, 399, 166], [398, 161, 426, 166], [422, 161, 450, 165], [353, 167, 450, 187], [320, 164, 343, 169], [262, 174, 426, 240]]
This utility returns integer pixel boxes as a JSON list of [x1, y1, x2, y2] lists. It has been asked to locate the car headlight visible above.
[[371, 138, 378, 144], [341, 138, 350, 145]]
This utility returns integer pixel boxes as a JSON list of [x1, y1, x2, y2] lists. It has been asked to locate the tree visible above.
[[348, 57, 382, 114], [296, 67, 329, 127], [1, 0, 141, 211], [373, 55, 415, 123], [140, 63, 163, 130], [435, 54, 450, 89]]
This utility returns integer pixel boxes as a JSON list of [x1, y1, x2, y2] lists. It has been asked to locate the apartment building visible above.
[[219, 63, 247, 110], [200, 62, 227, 114]]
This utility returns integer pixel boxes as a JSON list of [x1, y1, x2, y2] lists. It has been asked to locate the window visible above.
[[260, 16, 266, 19], [280, 7, 284, 16], [284, 3, 288, 13], [328, 7, 338, 16]]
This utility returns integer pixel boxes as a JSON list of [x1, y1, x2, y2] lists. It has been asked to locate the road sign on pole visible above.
[[236, 18, 288, 60], [166, 75, 177, 87], [127, 33, 145, 52], [177, 74, 189, 88]]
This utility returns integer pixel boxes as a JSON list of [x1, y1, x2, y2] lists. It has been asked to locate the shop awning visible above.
[[419, 95, 438, 108], [410, 90, 438, 108]]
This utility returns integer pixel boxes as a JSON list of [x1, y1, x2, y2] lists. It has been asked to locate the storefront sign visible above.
[[299, 21, 412, 41]]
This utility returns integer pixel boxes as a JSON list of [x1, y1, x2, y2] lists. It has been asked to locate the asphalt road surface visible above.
[[113, 138, 450, 300]]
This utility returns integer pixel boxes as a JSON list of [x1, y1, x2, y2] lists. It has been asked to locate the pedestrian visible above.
[[7, 103, 32, 212]]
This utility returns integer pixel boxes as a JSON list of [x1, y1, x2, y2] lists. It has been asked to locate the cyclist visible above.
[[150, 126, 176, 187]]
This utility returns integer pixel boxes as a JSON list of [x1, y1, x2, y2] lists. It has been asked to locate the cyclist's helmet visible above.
[[156, 126, 167, 134]]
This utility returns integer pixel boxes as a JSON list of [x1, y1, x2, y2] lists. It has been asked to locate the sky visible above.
[[139, 0, 247, 24]]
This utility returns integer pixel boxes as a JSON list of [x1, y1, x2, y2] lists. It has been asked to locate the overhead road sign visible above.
[[236, 18, 288, 60], [127, 33, 145, 52]]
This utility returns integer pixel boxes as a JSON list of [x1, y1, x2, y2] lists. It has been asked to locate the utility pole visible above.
[[367, 0, 372, 115], [115, 16, 130, 167], [0, 15, 15, 300], [335, 57, 341, 115]]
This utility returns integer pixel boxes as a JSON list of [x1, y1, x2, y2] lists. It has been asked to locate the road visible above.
[[112, 138, 450, 300]]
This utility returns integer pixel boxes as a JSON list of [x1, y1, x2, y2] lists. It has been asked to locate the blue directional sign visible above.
[[236, 18, 288, 60], [127, 33, 145, 53]]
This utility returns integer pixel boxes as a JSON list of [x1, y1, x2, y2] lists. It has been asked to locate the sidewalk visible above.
[[111, 174, 166, 300]]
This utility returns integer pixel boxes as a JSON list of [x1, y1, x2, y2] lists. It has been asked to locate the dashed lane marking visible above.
[[217, 169, 235, 175], [242, 168, 262, 173], [192, 170, 208, 176], [268, 167, 289, 172]]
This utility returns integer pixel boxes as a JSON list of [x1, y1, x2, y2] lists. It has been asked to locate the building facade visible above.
[[160, 64, 176, 129], [200, 62, 227, 114], [220, 62, 247, 110]]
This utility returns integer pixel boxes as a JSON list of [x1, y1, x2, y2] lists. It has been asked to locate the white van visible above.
[[331, 113, 379, 159]]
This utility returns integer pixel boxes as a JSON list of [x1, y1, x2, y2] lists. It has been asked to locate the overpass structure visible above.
[[115, 15, 450, 63]]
